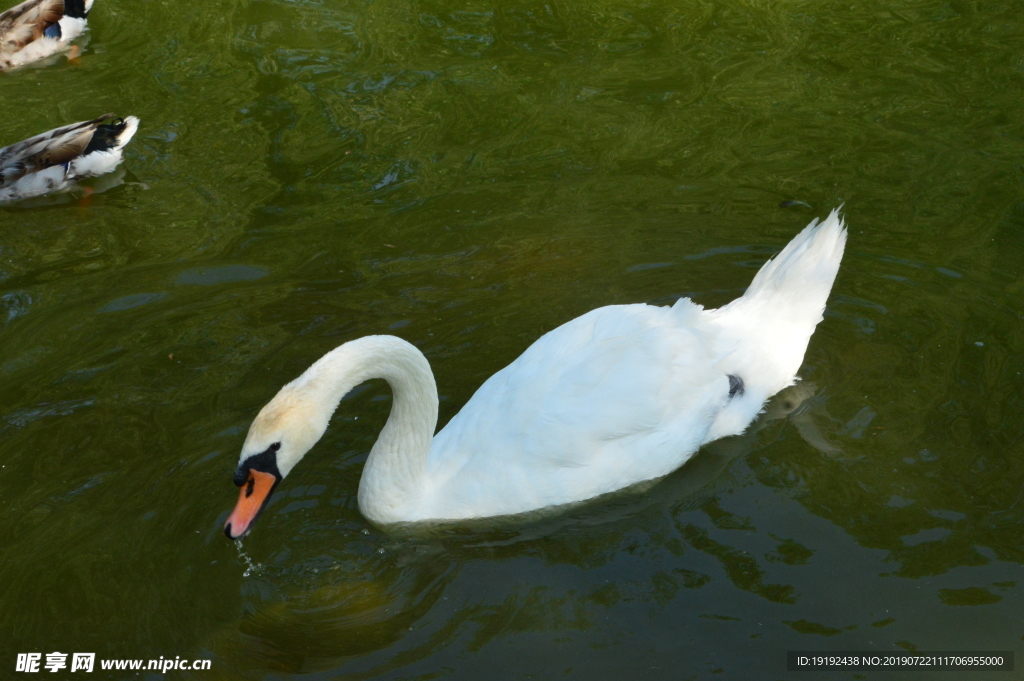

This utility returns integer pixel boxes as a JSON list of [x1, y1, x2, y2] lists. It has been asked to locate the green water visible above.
[[2, 0, 1024, 678]]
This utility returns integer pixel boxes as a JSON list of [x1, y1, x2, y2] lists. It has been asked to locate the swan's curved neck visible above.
[[294, 336, 438, 523]]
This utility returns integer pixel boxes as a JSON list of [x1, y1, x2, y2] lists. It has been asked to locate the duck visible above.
[[225, 210, 847, 538], [0, 113, 138, 203], [0, 0, 93, 71]]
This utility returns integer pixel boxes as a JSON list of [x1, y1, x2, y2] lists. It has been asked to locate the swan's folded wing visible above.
[[426, 303, 730, 517]]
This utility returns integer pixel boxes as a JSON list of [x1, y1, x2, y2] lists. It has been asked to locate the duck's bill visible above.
[[224, 469, 279, 539]]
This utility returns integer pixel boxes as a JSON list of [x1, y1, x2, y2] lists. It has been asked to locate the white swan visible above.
[[225, 210, 847, 538]]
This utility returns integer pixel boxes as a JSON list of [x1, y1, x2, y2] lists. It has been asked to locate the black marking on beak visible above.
[[226, 443, 284, 539], [233, 442, 282, 486]]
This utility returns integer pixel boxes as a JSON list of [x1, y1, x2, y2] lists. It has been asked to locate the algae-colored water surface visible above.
[[2, 0, 1023, 678]]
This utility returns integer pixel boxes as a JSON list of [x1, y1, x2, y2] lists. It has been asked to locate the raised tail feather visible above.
[[709, 209, 847, 397], [742, 208, 847, 314]]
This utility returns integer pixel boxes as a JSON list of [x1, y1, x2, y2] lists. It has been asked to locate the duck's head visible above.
[[224, 387, 331, 539]]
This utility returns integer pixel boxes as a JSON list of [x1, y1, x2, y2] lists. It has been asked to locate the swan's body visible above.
[[0, 113, 138, 203], [0, 0, 93, 71], [226, 210, 847, 537]]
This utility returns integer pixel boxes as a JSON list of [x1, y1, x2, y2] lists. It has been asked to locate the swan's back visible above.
[[421, 300, 735, 520], [411, 212, 847, 522]]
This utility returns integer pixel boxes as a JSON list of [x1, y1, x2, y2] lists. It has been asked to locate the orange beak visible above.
[[224, 469, 278, 539]]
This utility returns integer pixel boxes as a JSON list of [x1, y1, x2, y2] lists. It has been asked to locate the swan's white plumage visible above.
[[423, 301, 728, 520], [235, 210, 847, 527]]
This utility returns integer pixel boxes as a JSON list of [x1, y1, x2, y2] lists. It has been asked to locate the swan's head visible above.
[[224, 386, 332, 539]]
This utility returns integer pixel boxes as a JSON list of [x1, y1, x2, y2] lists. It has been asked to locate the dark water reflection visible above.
[[2, 0, 1024, 678]]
